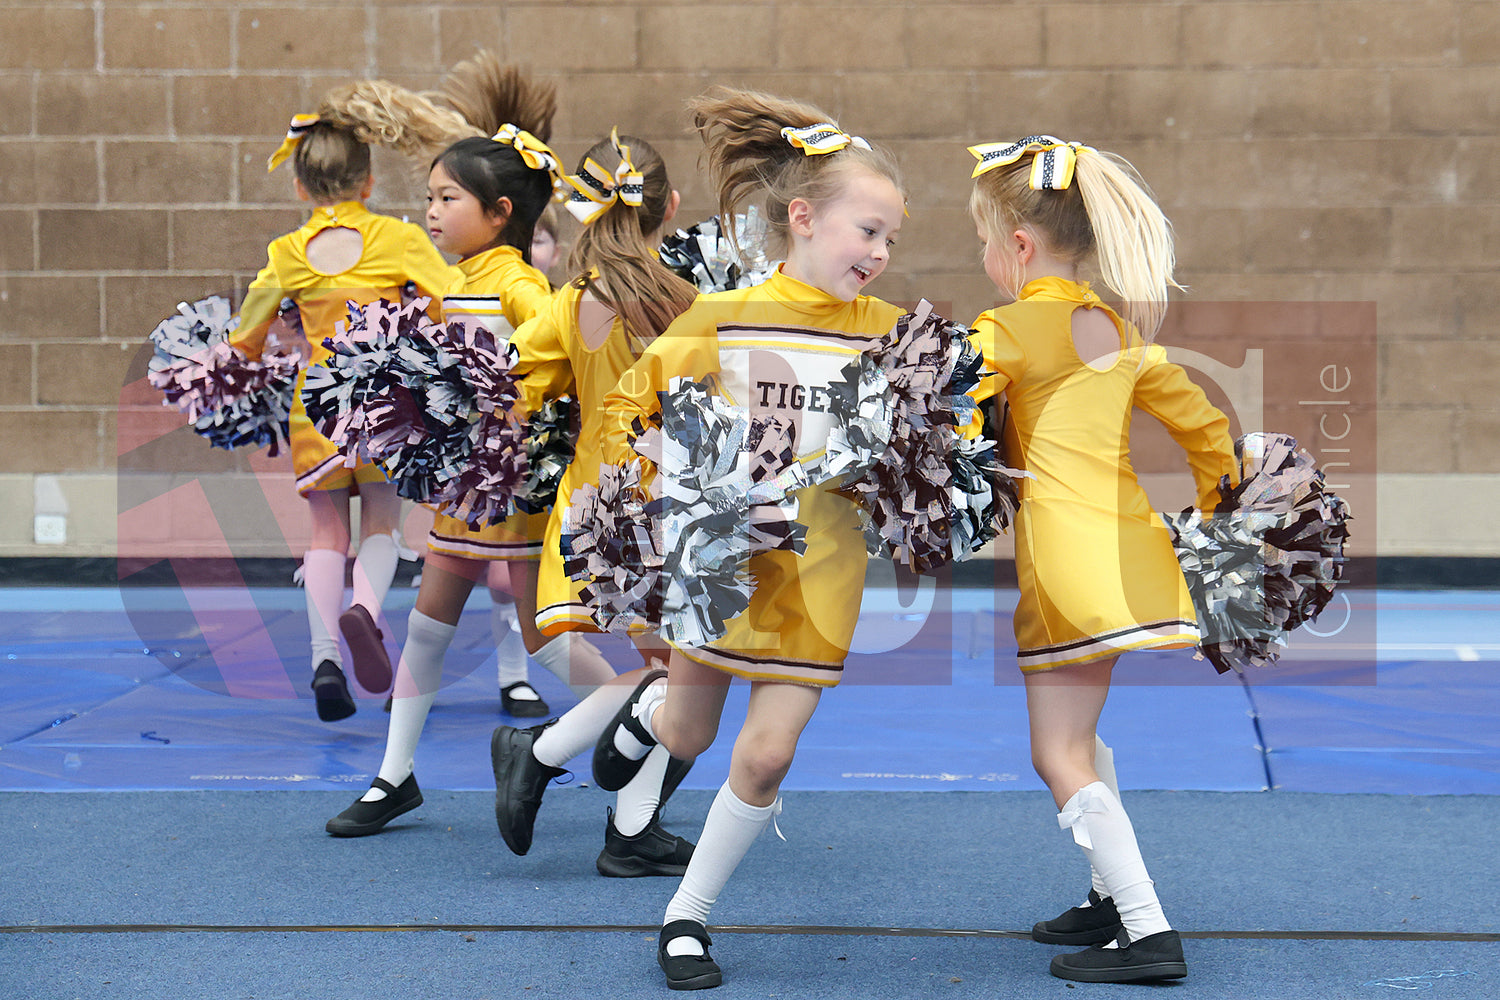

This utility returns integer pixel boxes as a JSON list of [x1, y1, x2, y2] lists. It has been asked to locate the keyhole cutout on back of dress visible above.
[[1071, 305, 1123, 372], [306, 227, 365, 276], [577, 288, 616, 351]]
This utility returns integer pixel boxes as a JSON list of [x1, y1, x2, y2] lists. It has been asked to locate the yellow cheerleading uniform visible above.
[[510, 274, 667, 635], [229, 200, 457, 494], [969, 276, 1236, 673], [426, 245, 554, 561], [601, 267, 904, 687]]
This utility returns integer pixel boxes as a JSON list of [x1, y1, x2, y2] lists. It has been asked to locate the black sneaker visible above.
[[1050, 928, 1187, 983], [311, 660, 356, 722], [657, 919, 721, 991], [491, 723, 564, 856], [501, 681, 550, 718], [596, 808, 696, 877], [1032, 889, 1123, 945], [325, 774, 423, 837], [591, 669, 666, 791]]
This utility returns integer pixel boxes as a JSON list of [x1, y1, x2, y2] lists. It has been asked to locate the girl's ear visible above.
[[663, 189, 681, 227], [787, 196, 816, 238], [1012, 228, 1035, 265], [292, 177, 311, 203], [359, 173, 375, 200], [487, 195, 514, 226]]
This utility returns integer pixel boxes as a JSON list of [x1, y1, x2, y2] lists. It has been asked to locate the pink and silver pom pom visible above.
[[147, 295, 299, 455], [1166, 432, 1352, 673]]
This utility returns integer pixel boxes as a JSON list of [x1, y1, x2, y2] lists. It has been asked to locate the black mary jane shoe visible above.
[[325, 774, 423, 837], [311, 660, 356, 722], [596, 808, 695, 877], [500, 680, 550, 718], [338, 605, 392, 694], [591, 669, 666, 791], [658, 919, 722, 991], [1050, 928, 1187, 983], [1032, 889, 1123, 945]]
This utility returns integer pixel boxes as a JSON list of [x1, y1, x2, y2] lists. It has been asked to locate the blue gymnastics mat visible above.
[[1, 585, 1497, 795]]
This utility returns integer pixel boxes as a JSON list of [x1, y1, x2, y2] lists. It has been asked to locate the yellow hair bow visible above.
[[968, 135, 1097, 189], [266, 113, 321, 173], [562, 128, 644, 225], [491, 123, 562, 178], [781, 122, 872, 156]]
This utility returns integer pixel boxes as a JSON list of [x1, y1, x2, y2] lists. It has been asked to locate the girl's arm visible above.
[[509, 290, 576, 417], [1133, 346, 1238, 511], [226, 257, 289, 361], [600, 303, 722, 468], [499, 259, 555, 330], [403, 229, 465, 319], [967, 310, 1026, 434]]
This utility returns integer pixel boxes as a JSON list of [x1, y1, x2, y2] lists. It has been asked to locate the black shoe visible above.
[[597, 808, 696, 877], [339, 605, 392, 694], [591, 669, 666, 792], [501, 681, 550, 718], [1050, 928, 1187, 983], [311, 660, 356, 722], [491, 723, 564, 856], [325, 774, 423, 837], [1032, 889, 1123, 945], [657, 919, 721, 991]]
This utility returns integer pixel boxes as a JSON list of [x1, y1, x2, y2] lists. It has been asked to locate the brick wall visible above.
[[1, 1, 1496, 558]]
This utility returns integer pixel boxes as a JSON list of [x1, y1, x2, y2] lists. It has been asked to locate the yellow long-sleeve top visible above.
[[598, 267, 905, 683], [227, 199, 459, 493], [510, 273, 666, 631], [426, 244, 557, 561], [969, 276, 1237, 672]]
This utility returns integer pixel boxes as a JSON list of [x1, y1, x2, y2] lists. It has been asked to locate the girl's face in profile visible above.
[[530, 225, 558, 272], [425, 161, 504, 259]]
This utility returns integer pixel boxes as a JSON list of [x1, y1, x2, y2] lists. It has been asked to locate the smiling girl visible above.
[[584, 87, 908, 990]]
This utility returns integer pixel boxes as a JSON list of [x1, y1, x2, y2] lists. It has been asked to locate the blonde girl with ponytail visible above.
[[586, 88, 909, 990], [967, 137, 1237, 984], [488, 127, 703, 878]]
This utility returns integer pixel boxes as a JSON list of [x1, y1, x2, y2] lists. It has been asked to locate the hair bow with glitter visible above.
[[562, 127, 645, 224], [491, 123, 563, 180], [968, 135, 1097, 190], [781, 122, 873, 156], [266, 113, 321, 173]]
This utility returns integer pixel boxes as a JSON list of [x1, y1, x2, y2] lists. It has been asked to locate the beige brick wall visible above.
[[1, 0, 1496, 557]]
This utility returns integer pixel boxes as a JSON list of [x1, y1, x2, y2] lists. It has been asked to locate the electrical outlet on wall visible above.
[[34, 514, 67, 545]]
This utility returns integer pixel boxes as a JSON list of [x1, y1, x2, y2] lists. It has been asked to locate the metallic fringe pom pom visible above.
[[658, 211, 775, 293], [147, 295, 299, 455], [1166, 432, 1352, 674]]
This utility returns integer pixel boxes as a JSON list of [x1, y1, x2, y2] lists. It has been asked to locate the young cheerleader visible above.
[[325, 59, 621, 837], [489, 201, 565, 719], [965, 135, 1237, 983], [232, 94, 459, 722], [584, 89, 909, 989], [488, 128, 702, 875]]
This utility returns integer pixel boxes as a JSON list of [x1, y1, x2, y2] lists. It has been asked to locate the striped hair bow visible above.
[[491, 123, 563, 179], [781, 122, 872, 156], [266, 113, 321, 172], [968, 135, 1097, 189], [563, 127, 644, 224]]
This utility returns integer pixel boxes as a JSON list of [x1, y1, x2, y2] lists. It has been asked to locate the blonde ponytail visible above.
[[319, 79, 478, 164]]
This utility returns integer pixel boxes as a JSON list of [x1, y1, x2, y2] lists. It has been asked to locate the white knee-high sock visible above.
[[530, 673, 640, 769], [531, 632, 617, 697], [362, 609, 456, 801], [662, 782, 779, 956], [302, 548, 346, 668], [1058, 781, 1170, 943], [1090, 737, 1120, 903], [350, 532, 398, 617], [491, 598, 528, 688], [613, 744, 672, 837]]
